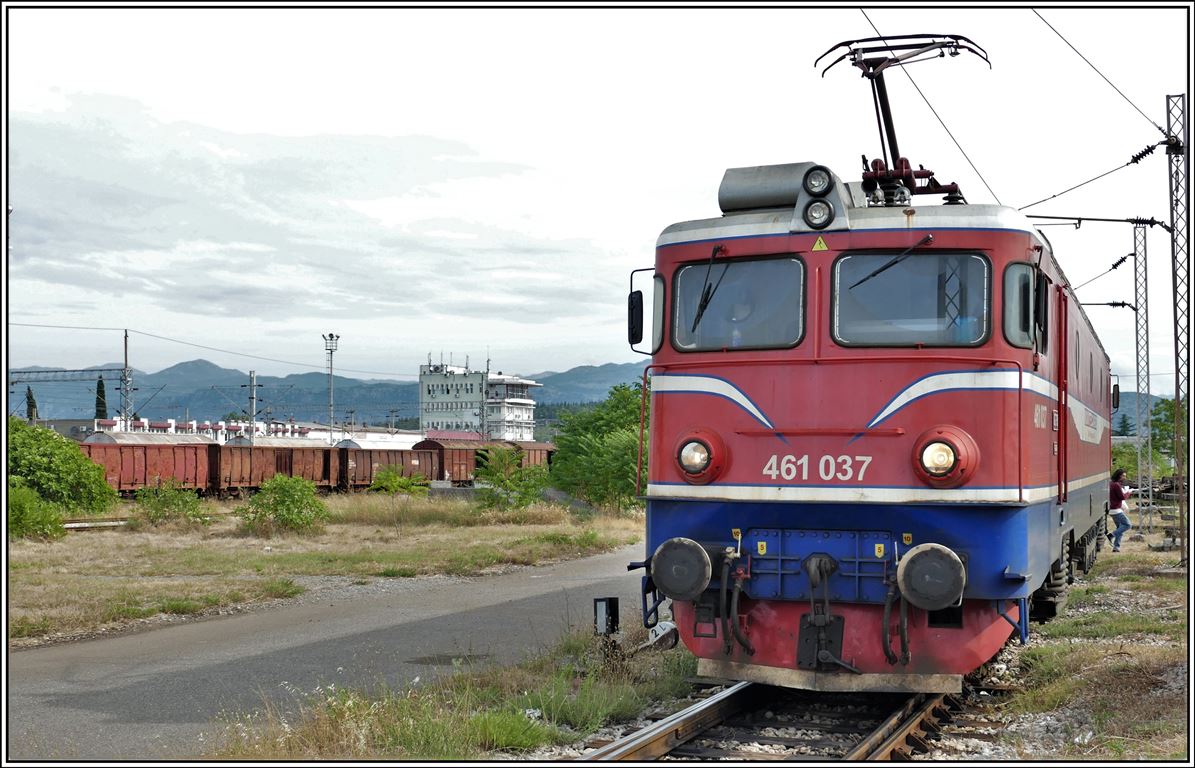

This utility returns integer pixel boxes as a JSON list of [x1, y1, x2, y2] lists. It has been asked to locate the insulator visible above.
[[1130, 144, 1158, 164]]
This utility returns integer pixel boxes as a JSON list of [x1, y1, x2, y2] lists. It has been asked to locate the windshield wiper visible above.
[[690, 245, 729, 333], [848, 233, 934, 290]]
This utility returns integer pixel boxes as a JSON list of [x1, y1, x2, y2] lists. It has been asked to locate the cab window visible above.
[[673, 256, 804, 351], [1004, 263, 1035, 348], [833, 251, 990, 346]]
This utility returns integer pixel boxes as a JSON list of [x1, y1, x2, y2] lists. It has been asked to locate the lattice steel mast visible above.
[[1134, 223, 1155, 526], [1165, 95, 1189, 566]]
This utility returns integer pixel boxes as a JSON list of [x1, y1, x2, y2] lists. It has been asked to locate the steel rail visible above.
[[847, 693, 950, 760], [582, 680, 756, 760]]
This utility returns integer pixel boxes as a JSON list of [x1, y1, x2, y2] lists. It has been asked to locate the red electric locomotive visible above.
[[628, 35, 1112, 693]]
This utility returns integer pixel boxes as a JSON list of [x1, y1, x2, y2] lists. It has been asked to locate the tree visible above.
[[1149, 398, 1185, 461], [475, 446, 548, 509], [220, 411, 242, 423], [95, 376, 108, 420], [550, 382, 649, 509], [1111, 442, 1169, 484], [25, 386, 38, 422], [7, 416, 116, 514], [1113, 412, 1132, 437]]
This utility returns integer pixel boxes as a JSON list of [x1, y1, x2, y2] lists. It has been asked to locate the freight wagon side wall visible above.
[[80, 444, 121, 491], [408, 450, 438, 481]]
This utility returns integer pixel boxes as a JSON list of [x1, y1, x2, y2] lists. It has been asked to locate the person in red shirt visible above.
[[1108, 469, 1135, 552]]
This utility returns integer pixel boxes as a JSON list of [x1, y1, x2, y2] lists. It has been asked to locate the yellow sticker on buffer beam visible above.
[[812, 235, 829, 252], [757, 541, 767, 556], [732, 528, 742, 541], [874, 543, 885, 558], [902, 533, 913, 545]]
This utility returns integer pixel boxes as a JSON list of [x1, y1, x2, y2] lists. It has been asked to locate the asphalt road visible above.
[[6, 543, 646, 760]]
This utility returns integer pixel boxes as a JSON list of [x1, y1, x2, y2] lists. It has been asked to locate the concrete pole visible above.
[[249, 370, 257, 446]]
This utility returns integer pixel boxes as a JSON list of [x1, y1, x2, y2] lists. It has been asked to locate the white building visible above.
[[485, 371, 540, 442], [419, 358, 541, 442]]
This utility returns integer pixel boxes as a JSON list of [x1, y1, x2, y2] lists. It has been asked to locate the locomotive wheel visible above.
[[1030, 560, 1068, 622]]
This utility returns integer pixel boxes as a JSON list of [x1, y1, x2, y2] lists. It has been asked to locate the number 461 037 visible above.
[[762, 454, 872, 482]]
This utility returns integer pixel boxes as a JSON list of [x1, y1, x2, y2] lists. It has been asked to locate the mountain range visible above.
[[10, 359, 1168, 433], [9, 359, 649, 424]]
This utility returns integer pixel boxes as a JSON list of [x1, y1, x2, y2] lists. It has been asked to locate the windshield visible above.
[[673, 256, 804, 351], [833, 252, 990, 346]]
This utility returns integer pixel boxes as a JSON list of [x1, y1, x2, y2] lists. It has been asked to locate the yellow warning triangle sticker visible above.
[[812, 236, 829, 252]]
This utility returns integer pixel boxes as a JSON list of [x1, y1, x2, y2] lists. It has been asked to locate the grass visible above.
[[8, 496, 641, 643], [1035, 609, 1184, 642], [1006, 643, 1187, 759], [1002, 539, 1188, 761], [213, 630, 696, 759], [323, 495, 568, 528]]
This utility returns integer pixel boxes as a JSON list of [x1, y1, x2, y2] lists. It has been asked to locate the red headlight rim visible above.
[[912, 425, 978, 488], [674, 430, 727, 485]]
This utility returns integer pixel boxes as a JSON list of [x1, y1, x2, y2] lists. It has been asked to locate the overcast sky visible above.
[[4, 3, 1191, 394]]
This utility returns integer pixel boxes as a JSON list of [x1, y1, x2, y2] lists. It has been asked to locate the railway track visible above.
[[62, 513, 233, 531], [582, 681, 962, 761]]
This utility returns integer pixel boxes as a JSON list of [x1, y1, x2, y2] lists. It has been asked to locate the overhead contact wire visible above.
[[1032, 9, 1167, 138]]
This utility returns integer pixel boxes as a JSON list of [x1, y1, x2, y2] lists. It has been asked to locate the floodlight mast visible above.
[[816, 34, 990, 204]]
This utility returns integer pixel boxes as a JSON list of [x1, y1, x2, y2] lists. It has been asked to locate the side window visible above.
[[1074, 332, 1080, 384], [1003, 264, 1034, 348]]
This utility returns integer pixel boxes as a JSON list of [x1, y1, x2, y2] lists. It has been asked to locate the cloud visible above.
[[8, 93, 624, 326]]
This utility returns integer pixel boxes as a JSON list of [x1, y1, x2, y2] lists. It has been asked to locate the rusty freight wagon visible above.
[[508, 441, 556, 468], [80, 433, 217, 493], [219, 437, 340, 493], [411, 438, 516, 485], [334, 438, 440, 490]]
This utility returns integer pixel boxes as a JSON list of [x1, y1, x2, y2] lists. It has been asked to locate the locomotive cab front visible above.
[[628, 160, 1111, 693]]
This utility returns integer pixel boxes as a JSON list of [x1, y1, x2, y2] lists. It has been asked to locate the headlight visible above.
[[678, 441, 711, 474], [803, 166, 833, 197], [803, 199, 834, 229], [912, 425, 979, 488], [920, 441, 957, 477]]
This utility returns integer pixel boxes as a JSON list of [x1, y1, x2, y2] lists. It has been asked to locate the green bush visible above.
[[134, 478, 208, 526], [368, 466, 430, 497], [238, 474, 328, 536], [549, 383, 647, 510], [476, 447, 549, 510], [7, 417, 116, 514], [7, 478, 66, 540]]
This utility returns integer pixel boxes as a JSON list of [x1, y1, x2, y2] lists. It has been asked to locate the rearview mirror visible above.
[[628, 290, 644, 345], [1112, 382, 1120, 411]]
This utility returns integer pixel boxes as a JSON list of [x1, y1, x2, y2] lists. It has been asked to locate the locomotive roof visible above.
[[657, 203, 1047, 249]]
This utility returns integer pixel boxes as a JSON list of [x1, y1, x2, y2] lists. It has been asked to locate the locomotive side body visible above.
[[638, 163, 1111, 692]]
